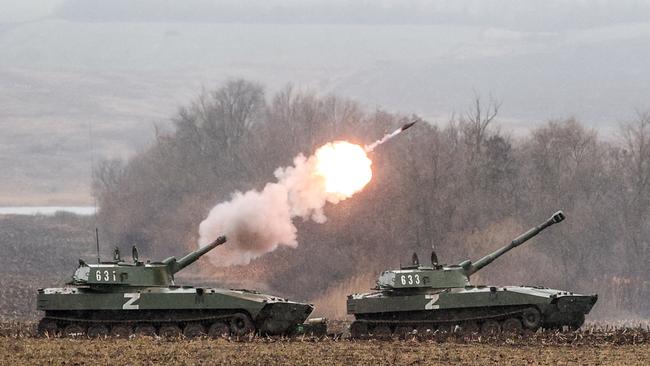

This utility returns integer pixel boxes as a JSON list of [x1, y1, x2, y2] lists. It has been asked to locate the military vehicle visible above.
[[347, 211, 598, 338], [37, 236, 313, 338]]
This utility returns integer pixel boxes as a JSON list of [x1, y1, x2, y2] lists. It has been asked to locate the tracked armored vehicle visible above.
[[347, 211, 598, 338], [37, 236, 313, 338]]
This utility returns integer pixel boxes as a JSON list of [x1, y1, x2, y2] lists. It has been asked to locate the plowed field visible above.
[[1, 324, 648, 366], [1, 337, 648, 365]]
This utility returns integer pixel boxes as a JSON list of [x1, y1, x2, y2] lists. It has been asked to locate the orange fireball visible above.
[[314, 141, 372, 197]]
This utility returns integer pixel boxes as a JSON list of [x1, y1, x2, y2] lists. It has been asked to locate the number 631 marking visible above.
[[95, 270, 116, 282]]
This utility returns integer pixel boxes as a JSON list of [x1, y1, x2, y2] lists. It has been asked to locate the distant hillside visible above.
[[54, 0, 650, 30], [2, 17, 650, 204]]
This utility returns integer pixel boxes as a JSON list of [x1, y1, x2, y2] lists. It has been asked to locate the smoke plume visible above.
[[198, 141, 372, 266]]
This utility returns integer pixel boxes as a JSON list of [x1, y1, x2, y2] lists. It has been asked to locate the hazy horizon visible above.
[[2, 0, 650, 204]]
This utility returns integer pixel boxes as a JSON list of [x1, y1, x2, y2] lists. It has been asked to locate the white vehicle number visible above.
[[95, 270, 117, 282], [399, 274, 421, 286]]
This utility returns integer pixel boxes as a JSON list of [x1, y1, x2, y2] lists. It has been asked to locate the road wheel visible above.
[[160, 325, 182, 338], [230, 313, 255, 337], [416, 325, 434, 340], [394, 326, 414, 339], [37, 319, 59, 337], [521, 307, 542, 331], [371, 325, 392, 339], [208, 322, 230, 338], [87, 324, 109, 338], [63, 324, 85, 338], [502, 318, 523, 334], [110, 325, 132, 339], [183, 323, 205, 339], [349, 321, 368, 339], [480, 320, 500, 335], [461, 322, 479, 334], [134, 324, 156, 337]]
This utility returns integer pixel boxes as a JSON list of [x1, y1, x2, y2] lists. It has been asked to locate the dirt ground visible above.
[[0, 337, 647, 366]]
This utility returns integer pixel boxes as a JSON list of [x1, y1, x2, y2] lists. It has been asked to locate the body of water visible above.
[[0, 206, 96, 216]]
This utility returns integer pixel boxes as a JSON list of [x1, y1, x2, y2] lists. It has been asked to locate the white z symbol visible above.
[[425, 294, 440, 310], [123, 293, 140, 310]]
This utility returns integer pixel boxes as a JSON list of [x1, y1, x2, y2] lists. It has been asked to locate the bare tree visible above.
[[461, 95, 501, 167], [619, 112, 650, 277]]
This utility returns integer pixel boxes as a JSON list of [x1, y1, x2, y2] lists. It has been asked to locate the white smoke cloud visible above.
[[198, 141, 372, 266]]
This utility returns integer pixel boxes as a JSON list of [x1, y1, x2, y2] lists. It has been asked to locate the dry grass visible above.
[[0, 336, 648, 366], [310, 272, 378, 319], [1, 322, 649, 365]]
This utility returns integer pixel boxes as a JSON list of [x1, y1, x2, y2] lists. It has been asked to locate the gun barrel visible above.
[[464, 211, 565, 276], [166, 236, 227, 274]]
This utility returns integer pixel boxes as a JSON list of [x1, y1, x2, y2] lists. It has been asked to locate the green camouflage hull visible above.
[[347, 286, 597, 337], [38, 286, 313, 337]]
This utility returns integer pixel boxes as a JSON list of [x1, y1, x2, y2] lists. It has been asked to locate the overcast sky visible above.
[[3, 1, 650, 29], [0, 0, 64, 23]]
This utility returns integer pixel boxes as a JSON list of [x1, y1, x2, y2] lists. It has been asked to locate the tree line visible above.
[[94, 79, 649, 318]]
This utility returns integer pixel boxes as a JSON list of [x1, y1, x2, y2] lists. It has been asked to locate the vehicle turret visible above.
[[375, 211, 565, 290], [69, 236, 226, 288]]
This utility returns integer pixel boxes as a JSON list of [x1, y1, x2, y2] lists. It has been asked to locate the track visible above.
[[348, 305, 587, 339], [37, 311, 257, 338]]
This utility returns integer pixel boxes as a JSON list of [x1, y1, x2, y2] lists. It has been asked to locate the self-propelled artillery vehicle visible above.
[[347, 211, 598, 338], [37, 236, 313, 338]]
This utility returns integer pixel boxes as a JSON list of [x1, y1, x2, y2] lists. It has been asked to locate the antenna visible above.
[[88, 119, 100, 263], [95, 228, 101, 263]]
